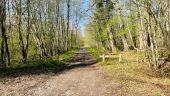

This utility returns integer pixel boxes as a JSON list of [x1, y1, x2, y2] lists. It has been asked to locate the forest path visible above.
[[0, 48, 121, 96]]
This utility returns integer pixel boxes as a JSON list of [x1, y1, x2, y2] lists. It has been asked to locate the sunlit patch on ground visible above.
[[100, 51, 170, 96]]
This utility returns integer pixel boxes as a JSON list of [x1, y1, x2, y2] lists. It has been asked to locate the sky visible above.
[[78, 0, 93, 37]]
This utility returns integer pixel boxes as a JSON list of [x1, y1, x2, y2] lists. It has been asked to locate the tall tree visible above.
[[0, 0, 10, 66]]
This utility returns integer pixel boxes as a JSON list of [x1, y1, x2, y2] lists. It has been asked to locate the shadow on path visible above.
[[65, 48, 97, 69], [0, 48, 97, 79]]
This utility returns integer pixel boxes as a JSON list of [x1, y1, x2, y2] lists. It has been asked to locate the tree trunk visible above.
[[108, 27, 115, 53], [66, 0, 70, 51], [122, 35, 129, 51], [0, 0, 10, 66]]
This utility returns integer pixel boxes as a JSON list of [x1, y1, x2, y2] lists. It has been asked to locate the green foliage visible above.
[[107, 16, 120, 27], [59, 48, 77, 61], [0, 0, 83, 67], [87, 48, 101, 59], [0, 48, 78, 78], [84, 23, 98, 47], [0, 58, 65, 78], [102, 51, 170, 95]]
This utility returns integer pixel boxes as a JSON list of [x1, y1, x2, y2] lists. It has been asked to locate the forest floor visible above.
[[1, 48, 170, 96], [100, 51, 170, 96], [0, 48, 121, 96]]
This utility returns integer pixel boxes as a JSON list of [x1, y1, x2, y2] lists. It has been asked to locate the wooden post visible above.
[[137, 48, 139, 64], [102, 54, 105, 62], [119, 54, 122, 62]]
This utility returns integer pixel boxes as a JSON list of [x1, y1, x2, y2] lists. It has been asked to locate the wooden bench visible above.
[[100, 53, 122, 62]]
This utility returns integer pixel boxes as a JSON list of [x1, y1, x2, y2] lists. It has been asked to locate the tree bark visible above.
[[0, 0, 10, 66]]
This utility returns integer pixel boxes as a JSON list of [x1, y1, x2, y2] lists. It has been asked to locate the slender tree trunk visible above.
[[23, 0, 31, 62], [0, 0, 10, 66], [66, 0, 70, 51], [108, 27, 115, 53], [122, 35, 129, 51]]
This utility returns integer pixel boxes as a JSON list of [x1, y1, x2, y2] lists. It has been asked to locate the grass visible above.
[[59, 48, 77, 61], [100, 50, 170, 96], [87, 47, 101, 60], [0, 49, 78, 79]]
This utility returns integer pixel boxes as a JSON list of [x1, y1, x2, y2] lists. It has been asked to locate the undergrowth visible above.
[[101, 50, 170, 96], [0, 49, 77, 79], [87, 47, 101, 60]]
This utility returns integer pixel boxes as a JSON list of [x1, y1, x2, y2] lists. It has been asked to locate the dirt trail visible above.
[[0, 48, 120, 96]]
